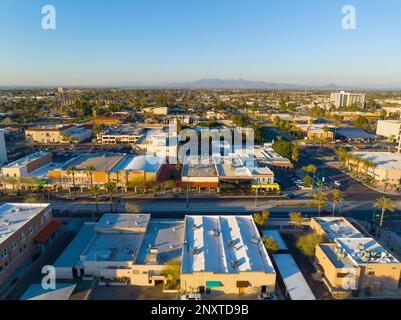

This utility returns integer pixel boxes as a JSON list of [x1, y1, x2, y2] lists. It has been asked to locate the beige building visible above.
[[310, 217, 401, 294], [180, 215, 276, 294], [376, 120, 401, 141], [25, 124, 92, 144], [351, 152, 401, 189], [1, 152, 52, 180]]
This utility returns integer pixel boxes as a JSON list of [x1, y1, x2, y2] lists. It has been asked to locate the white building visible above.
[[376, 120, 401, 141], [0, 129, 7, 164], [330, 91, 366, 108]]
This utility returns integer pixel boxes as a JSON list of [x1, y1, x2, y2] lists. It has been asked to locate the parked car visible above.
[[257, 293, 277, 300], [334, 181, 341, 187], [181, 293, 201, 300]]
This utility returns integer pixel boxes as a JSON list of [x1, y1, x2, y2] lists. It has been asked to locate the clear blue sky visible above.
[[0, 0, 401, 87]]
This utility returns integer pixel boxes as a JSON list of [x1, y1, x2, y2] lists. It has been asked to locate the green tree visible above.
[[24, 195, 42, 203], [85, 165, 96, 190], [303, 175, 313, 188], [125, 203, 141, 213], [252, 124, 265, 143], [253, 210, 270, 232], [313, 192, 328, 215], [272, 140, 293, 159], [374, 197, 395, 228], [289, 212, 303, 228], [330, 189, 344, 215], [161, 260, 181, 289], [292, 142, 299, 162], [104, 182, 117, 213], [262, 236, 279, 253], [67, 165, 78, 195], [296, 232, 323, 257], [163, 180, 176, 190]]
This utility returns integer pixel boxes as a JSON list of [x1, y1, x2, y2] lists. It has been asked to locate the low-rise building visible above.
[[25, 124, 92, 144], [181, 215, 276, 294], [1, 152, 52, 179], [310, 217, 401, 293], [352, 151, 401, 189], [0, 203, 55, 287], [376, 120, 401, 141], [97, 125, 143, 144]]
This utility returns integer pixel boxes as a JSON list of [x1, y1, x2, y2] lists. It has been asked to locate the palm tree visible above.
[[362, 159, 374, 182], [85, 165, 96, 191], [374, 197, 395, 228], [66, 165, 78, 195], [313, 192, 328, 216], [104, 182, 117, 213], [330, 189, 344, 216], [89, 185, 101, 219]]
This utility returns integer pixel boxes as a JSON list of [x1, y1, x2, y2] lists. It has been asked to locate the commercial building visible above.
[[25, 124, 92, 144], [310, 217, 401, 293], [0, 203, 55, 287], [48, 153, 164, 189], [1, 152, 52, 179], [143, 107, 169, 115], [330, 91, 366, 108], [181, 156, 219, 189], [336, 128, 377, 142], [181, 215, 276, 294], [134, 130, 178, 162], [254, 144, 293, 170], [295, 124, 335, 141], [0, 129, 7, 164], [55, 214, 184, 286], [376, 120, 401, 141], [352, 151, 401, 189], [97, 125, 143, 144]]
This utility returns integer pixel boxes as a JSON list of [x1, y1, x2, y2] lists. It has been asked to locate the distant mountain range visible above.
[[152, 79, 341, 90], [2, 79, 401, 90]]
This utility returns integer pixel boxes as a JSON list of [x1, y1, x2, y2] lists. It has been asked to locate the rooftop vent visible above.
[[192, 247, 200, 255], [250, 236, 259, 245], [227, 240, 234, 247], [208, 229, 220, 237], [231, 260, 239, 268]]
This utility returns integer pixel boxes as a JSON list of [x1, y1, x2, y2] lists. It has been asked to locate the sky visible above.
[[0, 0, 401, 87]]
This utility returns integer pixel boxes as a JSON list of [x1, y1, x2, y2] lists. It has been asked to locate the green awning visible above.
[[205, 281, 221, 288]]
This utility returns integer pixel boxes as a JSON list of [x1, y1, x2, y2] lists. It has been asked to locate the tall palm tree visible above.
[[85, 165, 96, 191], [89, 185, 101, 219], [362, 159, 374, 182], [374, 197, 395, 228], [330, 189, 344, 216], [67, 165, 78, 195], [313, 192, 328, 216], [104, 182, 117, 213]]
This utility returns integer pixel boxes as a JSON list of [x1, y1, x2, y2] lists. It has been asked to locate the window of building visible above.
[[337, 272, 349, 278], [29, 226, 33, 235], [0, 265, 3, 273], [40, 217, 44, 225], [21, 232, 26, 241], [1, 248, 8, 259], [11, 240, 17, 250], [368, 271, 375, 276]]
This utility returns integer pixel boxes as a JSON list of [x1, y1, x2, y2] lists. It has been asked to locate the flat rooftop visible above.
[[84, 232, 143, 262], [0, 203, 50, 244], [112, 155, 163, 173], [318, 243, 357, 268], [61, 153, 126, 171], [181, 215, 275, 274], [96, 214, 150, 233], [312, 217, 362, 240], [136, 220, 184, 265], [3, 152, 50, 168], [54, 223, 96, 268], [352, 151, 401, 170], [102, 124, 143, 136], [216, 156, 250, 178], [336, 128, 376, 139], [336, 237, 400, 265], [182, 157, 217, 177], [263, 230, 288, 250]]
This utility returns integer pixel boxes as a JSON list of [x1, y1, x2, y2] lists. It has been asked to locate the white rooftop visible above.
[[336, 237, 400, 265], [181, 215, 275, 274], [96, 214, 150, 232], [2, 152, 50, 169], [273, 254, 316, 300], [352, 151, 401, 170], [313, 217, 362, 240], [0, 203, 50, 244]]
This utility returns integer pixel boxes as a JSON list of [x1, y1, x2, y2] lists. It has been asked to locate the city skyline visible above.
[[1, 0, 401, 87]]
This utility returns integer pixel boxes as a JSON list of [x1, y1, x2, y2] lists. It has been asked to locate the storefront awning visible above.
[[205, 281, 221, 288], [34, 220, 62, 244]]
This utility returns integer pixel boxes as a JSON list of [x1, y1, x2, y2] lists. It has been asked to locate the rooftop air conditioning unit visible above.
[[231, 260, 239, 268]]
